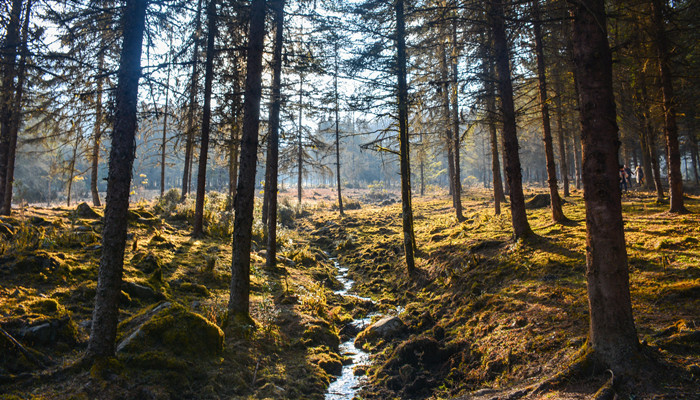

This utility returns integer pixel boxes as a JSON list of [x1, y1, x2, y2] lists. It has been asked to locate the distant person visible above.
[[619, 165, 628, 193], [635, 165, 644, 186], [624, 165, 633, 188]]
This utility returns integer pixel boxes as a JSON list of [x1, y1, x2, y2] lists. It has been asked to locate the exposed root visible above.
[[592, 370, 616, 400], [533, 345, 597, 394]]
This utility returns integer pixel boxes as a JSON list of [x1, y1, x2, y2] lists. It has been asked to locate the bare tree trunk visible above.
[[334, 40, 344, 216], [193, 0, 218, 236], [0, 0, 23, 214], [297, 76, 303, 205], [450, 21, 464, 221], [532, 0, 565, 223], [553, 71, 570, 197], [181, 0, 203, 202], [228, 0, 267, 321], [4, 0, 31, 214], [264, 0, 285, 268], [91, 47, 105, 207], [489, 0, 532, 239], [396, 0, 416, 274], [160, 33, 173, 199], [651, 0, 685, 212], [439, 36, 456, 209], [86, 0, 147, 360], [66, 126, 81, 207], [570, 0, 639, 372]]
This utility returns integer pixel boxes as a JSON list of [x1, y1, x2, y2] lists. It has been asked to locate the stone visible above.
[[75, 202, 101, 219], [123, 281, 165, 302], [116, 302, 224, 357], [525, 193, 551, 209], [354, 316, 406, 346]]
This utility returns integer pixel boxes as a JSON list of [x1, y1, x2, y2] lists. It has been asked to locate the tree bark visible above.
[[297, 76, 303, 205], [334, 40, 344, 216], [91, 46, 105, 207], [396, 0, 416, 274], [181, 0, 203, 202], [193, 0, 218, 237], [570, 0, 639, 372], [0, 0, 23, 214], [450, 21, 464, 221], [264, 0, 285, 269], [650, 0, 685, 212], [4, 0, 31, 214], [553, 71, 570, 197], [160, 33, 173, 199], [489, 0, 532, 239], [228, 0, 266, 321], [86, 0, 147, 360], [439, 35, 456, 210], [532, 0, 565, 222]]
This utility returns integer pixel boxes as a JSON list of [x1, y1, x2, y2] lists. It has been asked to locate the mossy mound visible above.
[[130, 251, 162, 274], [302, 320, 340, 349], [117, 302, 224, 358], [75, 203, 101, 219], [11, 252, 63, 275], [524, 193, 551, 209]]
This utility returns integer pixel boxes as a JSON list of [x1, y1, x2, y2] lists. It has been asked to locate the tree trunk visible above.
[[0, 0, 23, 214], [439, 36, 456, 209], [264, 0, 285, 269], [66, 126, 80, 207], [228, 0, 267, 321], [181, 0, 203, 202], [86, 0, 147, 360], [553, 71, 570, 197], [489, 0, 532, 239], [91, 46, 105, 207], [482, 38, 505, 211], [570, 0, 640, 372], [650, 0, 685, 212], [4, 0, 31, 214], [395, 0, 416, 274], [532, 0, 565, 223], [450, 21, 464, 221], [193, 0, 218, 237], [334, 41, 344, 216], [297, 76, 303, 205], [160, 33, 173, 199]]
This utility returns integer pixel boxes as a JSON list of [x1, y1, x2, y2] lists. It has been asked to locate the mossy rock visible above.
[[131, 251, 162, 274], [525, 193, 551, 209], [75, 202, 102, 219], [179, 282, 211, 297], [12, 252, 63, 275], [302, 321, 340, 349], [28, 298, 60, 314], [309, 351, 343, 376], [117, 302, 224, 358], [124, 350, 189, 370]]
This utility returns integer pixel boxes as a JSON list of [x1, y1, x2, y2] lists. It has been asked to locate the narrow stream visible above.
[[325, 260, 373, 400]]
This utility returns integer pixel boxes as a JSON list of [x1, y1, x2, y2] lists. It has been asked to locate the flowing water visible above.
[[325, 260, 373, 400]]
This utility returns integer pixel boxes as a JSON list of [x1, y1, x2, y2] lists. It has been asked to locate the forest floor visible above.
[[0, 187, 698, 399]]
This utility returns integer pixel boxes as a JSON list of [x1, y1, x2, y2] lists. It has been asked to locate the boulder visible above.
[[117, 302, 223, 357], [525, 193, 551, 209], [75, 202, 101, 219], [123, 281, 165, 302], [355, 316, 406, 346]]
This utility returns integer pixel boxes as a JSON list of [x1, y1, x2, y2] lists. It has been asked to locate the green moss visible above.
[[90, 357, 124, 380], [28, 298, 60, 314], [179, 282, 211, 297], [124, 350, 189, 370], [119, 303, 224, 357]]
